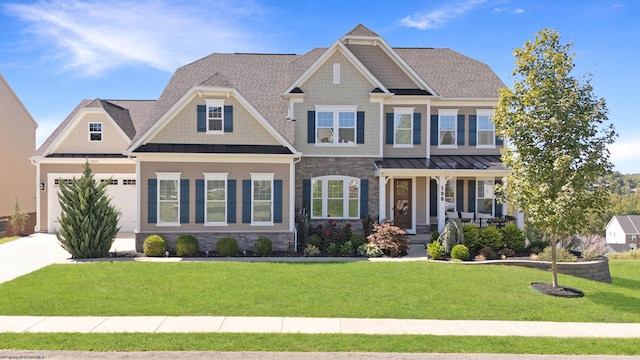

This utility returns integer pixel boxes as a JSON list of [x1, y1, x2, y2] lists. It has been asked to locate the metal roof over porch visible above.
[[375, 155, 507, 172]]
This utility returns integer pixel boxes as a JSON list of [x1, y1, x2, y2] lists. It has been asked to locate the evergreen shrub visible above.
[[144, 235, 166, 257], [176, 235, 198, 257], [253, 237, 272, 256], [217, 237, 238, 256], [451, 244, 470, 260]]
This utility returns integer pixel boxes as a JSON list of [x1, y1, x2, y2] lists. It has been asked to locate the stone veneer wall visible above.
[[295, 157, 379, 232], [136, 232, 295, 253], [465, 257, 612, 283]]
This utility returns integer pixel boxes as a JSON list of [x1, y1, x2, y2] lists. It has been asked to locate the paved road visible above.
[[1, 351, 640, 360]]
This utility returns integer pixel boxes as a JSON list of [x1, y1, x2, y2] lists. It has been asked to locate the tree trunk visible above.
[[550, 235, 559, 288]]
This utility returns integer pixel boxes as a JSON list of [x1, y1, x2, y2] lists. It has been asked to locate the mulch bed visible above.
[[530, 282, 585, 298]]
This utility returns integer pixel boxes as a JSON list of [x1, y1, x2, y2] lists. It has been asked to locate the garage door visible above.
[[48, 173, 137, 232]]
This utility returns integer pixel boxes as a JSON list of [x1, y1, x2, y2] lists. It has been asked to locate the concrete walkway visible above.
[[1, 233, 639, 339], [1, 316, 640, 337]]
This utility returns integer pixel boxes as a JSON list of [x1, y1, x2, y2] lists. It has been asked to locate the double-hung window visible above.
[[206, 99, 224, 133], [204, 173, 227, 225], [438, 110, 457, 147], [477, 109, 495, 147], [394, 107, 413, 146], [444, 179, 456, 212], [251, 173, 273, 225], [89, 122, 102, 142], [476, 179, 494, 216], [311, 176, 359, 219], [157, 172, 180, 225], [316, 105, 356, 145]]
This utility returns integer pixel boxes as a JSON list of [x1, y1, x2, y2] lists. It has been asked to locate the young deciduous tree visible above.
[[494, 29, 616, 287], [56, 161, 120, 258]]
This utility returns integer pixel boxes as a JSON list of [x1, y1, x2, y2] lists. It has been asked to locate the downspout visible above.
[[292, 155, 302, 251], [30, 158, 40, 232]]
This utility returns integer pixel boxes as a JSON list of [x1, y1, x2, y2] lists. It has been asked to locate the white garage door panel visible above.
[[49, 174, 137, 232]]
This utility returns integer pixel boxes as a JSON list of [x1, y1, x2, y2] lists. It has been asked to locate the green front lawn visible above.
[[1, 260, 638, 322]]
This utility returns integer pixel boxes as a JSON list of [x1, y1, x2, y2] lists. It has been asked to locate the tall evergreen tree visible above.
[[56, 161, 120, 258], [494, 29, 616, 288]]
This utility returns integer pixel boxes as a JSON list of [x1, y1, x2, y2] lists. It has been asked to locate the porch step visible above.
[[407, 233, 429, 245]]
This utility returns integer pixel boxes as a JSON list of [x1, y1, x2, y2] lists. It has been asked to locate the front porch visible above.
[[375, 156, 523, 234]]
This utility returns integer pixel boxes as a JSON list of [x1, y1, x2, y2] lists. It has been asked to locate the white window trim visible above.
[[476, 178, 494, 216], [203, 172, 228, 226], [315, 105, 358, 146], [393, 107, 414, 148], [155, 172, 181, 226], [205, 99, 225, 134], [438, 109, 458, 148], [476, 109, 496, 148], [310, 175, 360, 219], [88, 122, 103, 142], [250, 173, 274, 226]]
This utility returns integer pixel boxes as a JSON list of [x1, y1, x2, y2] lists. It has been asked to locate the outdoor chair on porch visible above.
[[460, 212, 475, 224]]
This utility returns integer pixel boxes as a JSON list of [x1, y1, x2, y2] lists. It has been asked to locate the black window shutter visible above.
[[180, 179, 189, 224], [457, 114, 465, 146], [147, 179, 157, 223], [224, 105, 233, 132], [227, 180, 236, 223], [302, 179, 311, 215], [496, 133, 504, 146], [307, 111, 315, 143], [430, 114, 438, 145], [274, 180, 283, 223], [197, 105, 206, 132], [456, 179, 464, 211], [360, 179, 369, 219], [195, 179, 204, 224], [356, 111, 365, 144], [469, 115, 477, 146], [385, 113, 394, 144], [242, 180, 251, 223], [413, 112, 421, 145], [429, 179, 437, 217], [495, 179, 503, 217]]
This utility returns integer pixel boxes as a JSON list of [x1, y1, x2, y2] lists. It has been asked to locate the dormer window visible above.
[[89, 122, 102, 142], [206, 99, 225, 133]]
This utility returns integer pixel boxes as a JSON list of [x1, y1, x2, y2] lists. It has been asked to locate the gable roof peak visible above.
[[199, 72, 234, 88], [342, 24, 381, 39]]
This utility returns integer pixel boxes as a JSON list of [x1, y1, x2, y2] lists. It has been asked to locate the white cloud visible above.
[[4, 0, 267, 75], [399, 0, 487, 30], [609, 136, 640, 174], [513, 8, 525, 14]]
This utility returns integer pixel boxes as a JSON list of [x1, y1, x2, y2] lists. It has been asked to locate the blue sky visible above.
[[1, 0, 637, 173]]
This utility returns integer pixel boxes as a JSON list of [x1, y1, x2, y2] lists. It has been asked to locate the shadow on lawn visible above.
[[610, 276, 640, 291], [587, 291, 640, 314]]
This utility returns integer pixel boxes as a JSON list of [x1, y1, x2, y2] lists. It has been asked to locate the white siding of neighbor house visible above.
[[606, 219, 627, 244]]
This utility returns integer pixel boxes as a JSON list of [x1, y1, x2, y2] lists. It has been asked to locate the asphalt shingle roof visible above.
[[611, 215, 640, 234]]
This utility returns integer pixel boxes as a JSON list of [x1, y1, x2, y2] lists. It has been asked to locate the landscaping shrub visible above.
[[349, 233, 367, 248], [500, 224, 525, 254], [438, 219, 464, 254], [307, 234, 324, 251], [362, 214, 375, 237], [526, 236, 550, 255], [216, 237, 238, 257], [479, 246, 497, 259], [427, 240, 445, 260], [176, 235, 198, 257], [143, 235, 166, 257], [358, 242, 382, 258], [367, 222, 409, 257], [430, 231, 440, 243], [462, 224, 480, 253], [340, 240, 353, 256], [524, 220, 547, 254], [304, 243, 320, 256], [479, 225, 503, 252], [253, 237, 273, 257], [499, 248, 516, 258], [607, 249, 640, 260], [326, 242, 339, 256], [537, 246, 577, 262], [315, 220, 353, 250], [451, 244, 470, 260], [9, 200, 28, 236]]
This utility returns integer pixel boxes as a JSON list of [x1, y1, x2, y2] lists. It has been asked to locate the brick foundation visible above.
[[0, 212, 36, 237]]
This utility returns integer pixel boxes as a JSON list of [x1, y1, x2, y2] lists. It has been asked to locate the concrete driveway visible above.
[[0, 233, 134, 284]]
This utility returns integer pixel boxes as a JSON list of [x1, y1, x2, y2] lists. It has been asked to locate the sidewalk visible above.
[[1, 316, 640, 337]]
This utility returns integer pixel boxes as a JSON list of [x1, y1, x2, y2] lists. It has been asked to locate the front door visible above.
[[394, 179, 412, 230]]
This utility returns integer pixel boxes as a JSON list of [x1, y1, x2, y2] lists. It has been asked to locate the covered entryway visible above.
[[48, 173, 137, 232]]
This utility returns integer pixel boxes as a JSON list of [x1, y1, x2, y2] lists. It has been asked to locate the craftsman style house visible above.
[[32, 24, 510, 251], [0, 74, 38, 236]]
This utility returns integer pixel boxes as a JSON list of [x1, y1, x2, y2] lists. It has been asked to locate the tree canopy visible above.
[[493, 29, 616, 286]]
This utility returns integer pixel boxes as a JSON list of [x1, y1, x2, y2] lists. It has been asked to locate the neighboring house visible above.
[[34, 24, 513, 252], [605, 215, 640, 250], [0, 74, 38, 236], [32, 99, 155, 234]]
